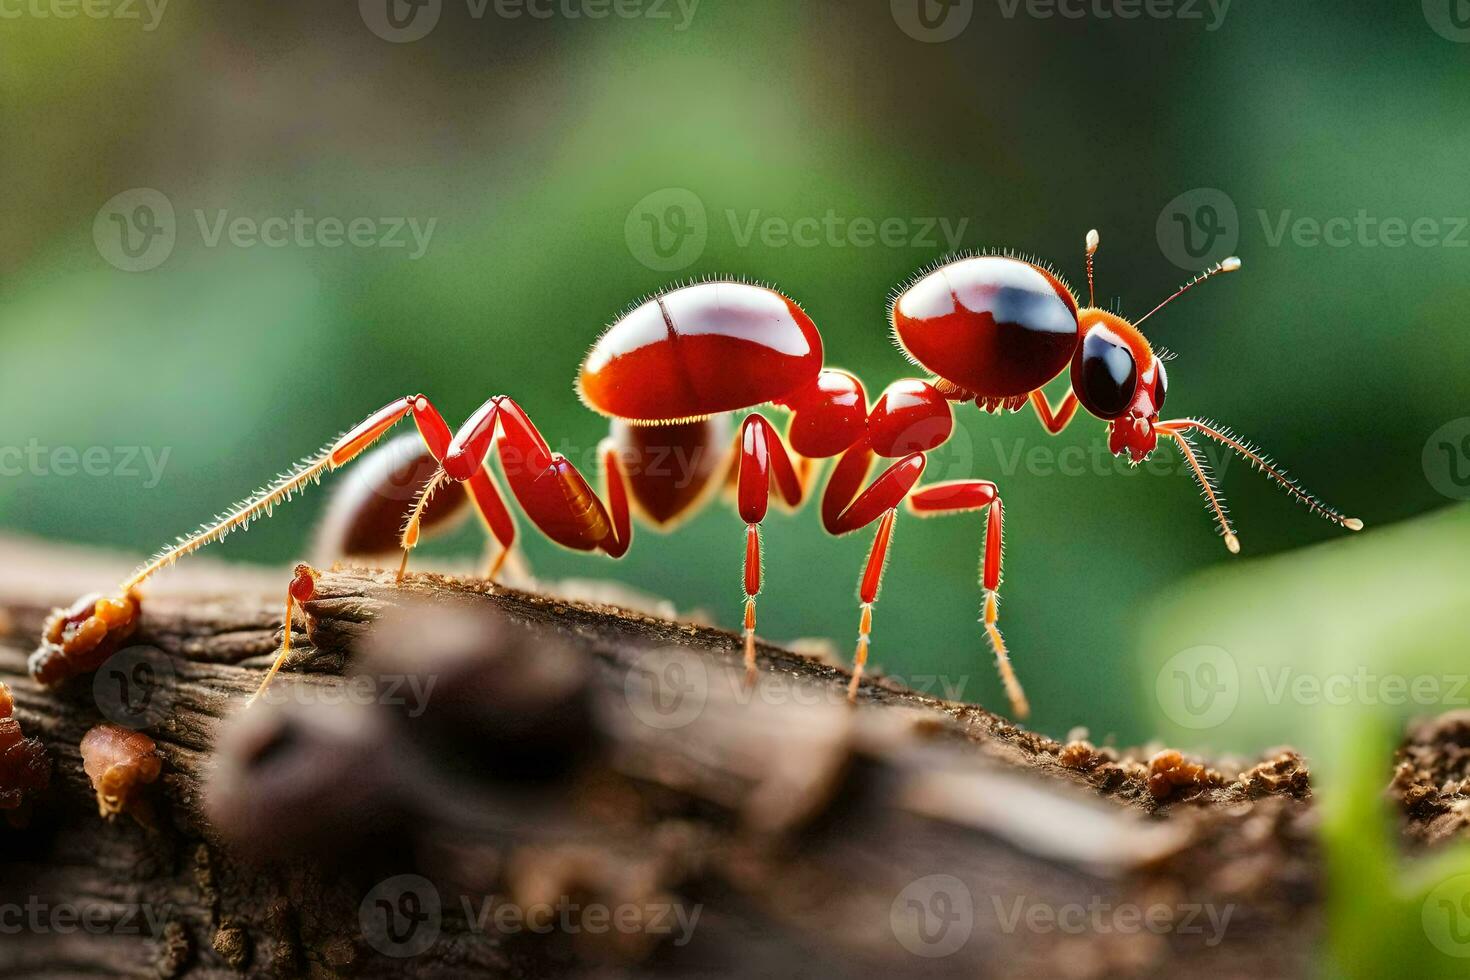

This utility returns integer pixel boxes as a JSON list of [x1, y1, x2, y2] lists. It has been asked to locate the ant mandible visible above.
[[30, 230, 1362, 719]]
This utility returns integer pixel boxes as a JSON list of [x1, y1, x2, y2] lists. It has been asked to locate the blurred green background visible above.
[[1, 0, 1466, 745]]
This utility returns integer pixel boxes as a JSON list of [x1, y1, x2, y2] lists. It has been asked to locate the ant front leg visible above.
[[1029, 388, 1080, 435], [736, 413, 805, 682], [906, 481, 1029, 719], [822, 441, 926, 701]]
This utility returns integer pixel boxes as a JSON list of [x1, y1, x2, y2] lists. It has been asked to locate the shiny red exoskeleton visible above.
[[62, 232, 1363, 718]]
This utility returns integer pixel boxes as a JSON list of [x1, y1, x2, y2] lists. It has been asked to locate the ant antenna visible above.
[[1084, 229, 1099, 307], [1135, 256, 1241, 327]]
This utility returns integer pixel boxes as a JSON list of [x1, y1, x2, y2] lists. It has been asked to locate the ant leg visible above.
[[467, 467, 519, 580], [426, 397, 631, 562], [736, 414, 805, 682], [907, 480, 1029, 719], [821, 442, 927, 701], [117, 394, 455, 599], [247, 564, 318, 705], [1029, 389, 1080, 435]]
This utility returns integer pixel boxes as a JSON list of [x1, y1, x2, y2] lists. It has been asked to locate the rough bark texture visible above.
[[0, 538, 1325, 979]]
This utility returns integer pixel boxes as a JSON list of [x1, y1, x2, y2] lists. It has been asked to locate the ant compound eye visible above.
[[1153, 358, 1168, 412], [1072, 326, 1138, 419]]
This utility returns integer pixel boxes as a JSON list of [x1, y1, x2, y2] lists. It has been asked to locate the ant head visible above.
[[1069, 310, 1167, 463], [1072, 231, 1239, 463]]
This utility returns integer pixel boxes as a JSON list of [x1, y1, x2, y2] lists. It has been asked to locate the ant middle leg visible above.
[[907, 479, 1029, 719]]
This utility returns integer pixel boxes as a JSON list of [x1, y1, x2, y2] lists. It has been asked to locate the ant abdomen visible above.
[[313, 433, 472, 560]]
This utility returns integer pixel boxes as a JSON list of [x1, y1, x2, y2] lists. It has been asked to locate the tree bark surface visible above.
[[0, 537, 1324, 979]]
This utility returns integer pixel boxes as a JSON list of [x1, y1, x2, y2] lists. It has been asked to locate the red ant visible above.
[[34, 230, 1361, 718]]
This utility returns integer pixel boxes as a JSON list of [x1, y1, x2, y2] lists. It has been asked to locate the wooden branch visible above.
[[0, 537, 1323, 978]]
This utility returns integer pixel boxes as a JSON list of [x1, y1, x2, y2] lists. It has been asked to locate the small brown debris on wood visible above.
[[1392, 710, 1470, 846], [1146, 749, 1222, 801], [0, 680, 50, 819], [79, 722, 162, 823], [1233, 750, 1310, 800], [30, 590, 140, 687], [1058, 739, 1102, 770]]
